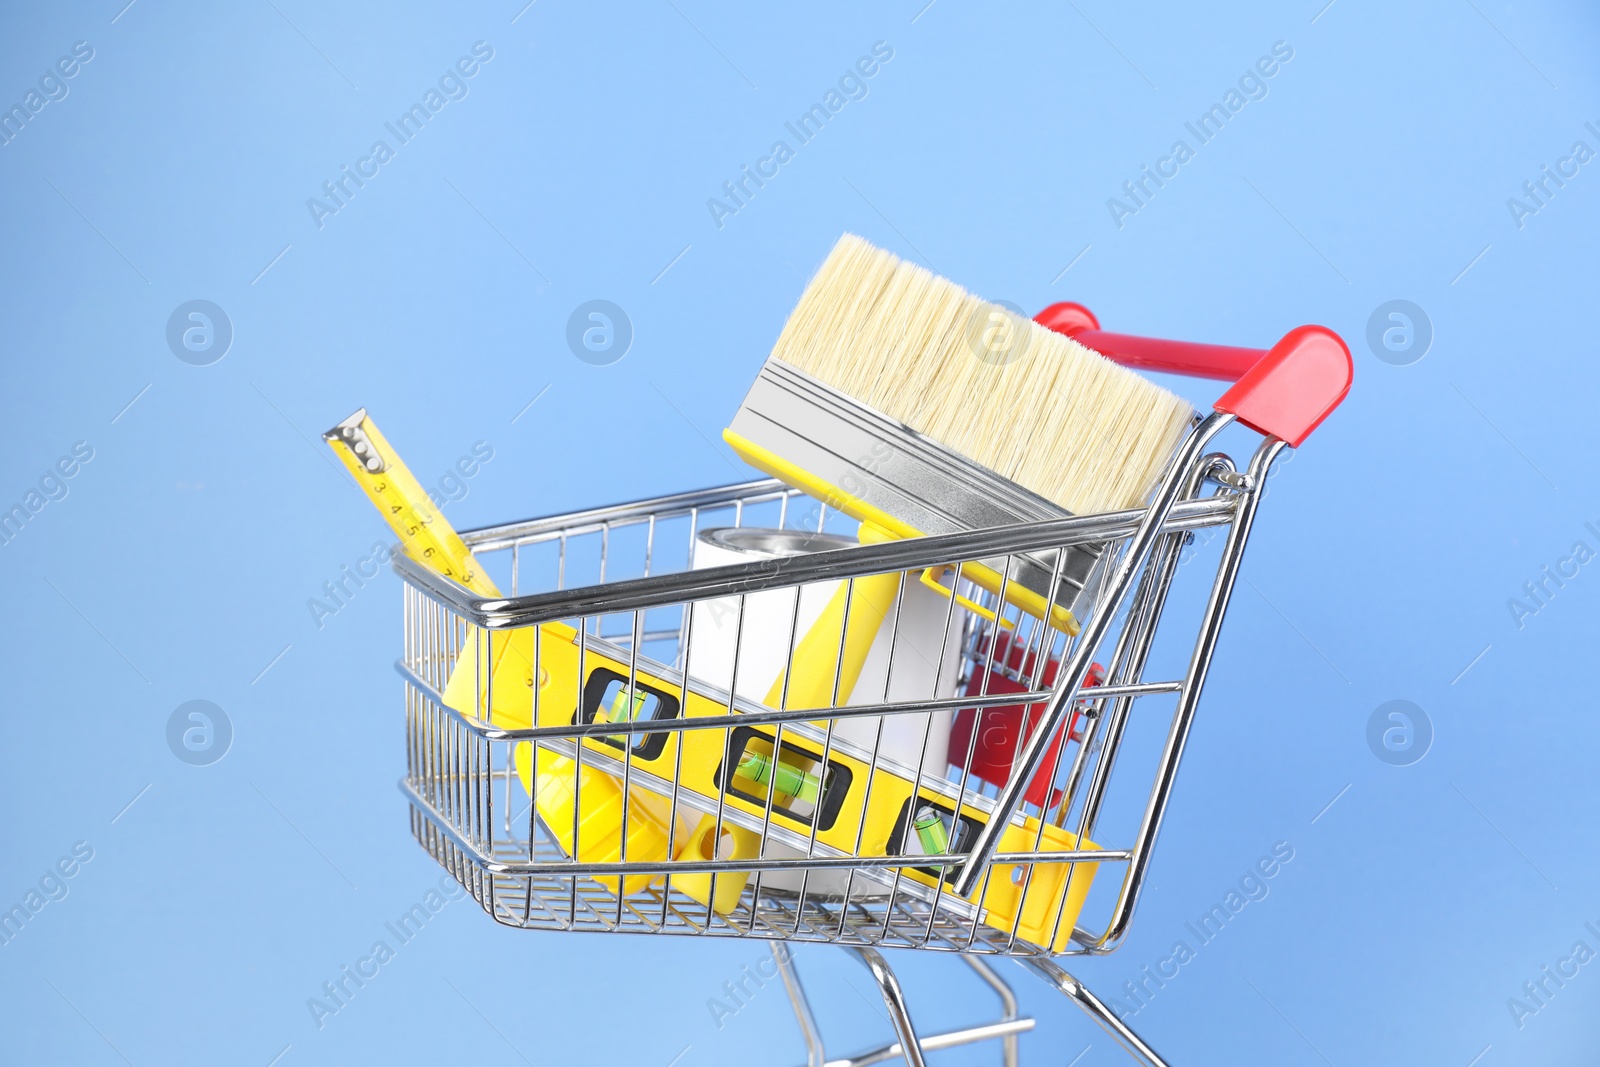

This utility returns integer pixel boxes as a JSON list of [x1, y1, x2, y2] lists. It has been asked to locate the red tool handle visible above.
[[1035, 301, 1353, 448]]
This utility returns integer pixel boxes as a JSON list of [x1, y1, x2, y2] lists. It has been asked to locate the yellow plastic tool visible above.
[[324, 409, 674, 898], [515, 741, 672, 897], [671, 815, 762, 915], [763, 522, 904, 712]]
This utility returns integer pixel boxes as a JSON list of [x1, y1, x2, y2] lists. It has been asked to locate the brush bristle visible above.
[[769, 234, 1196, 515]]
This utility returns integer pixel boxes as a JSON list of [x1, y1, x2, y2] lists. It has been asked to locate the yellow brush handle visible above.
[[764, 522, 902, 711]]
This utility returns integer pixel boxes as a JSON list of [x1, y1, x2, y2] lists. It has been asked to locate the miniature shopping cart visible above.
[[392, 309, 1352, 1066]]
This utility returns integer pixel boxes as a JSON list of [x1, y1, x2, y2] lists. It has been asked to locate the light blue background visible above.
[[3, 1, 1598, 1064]]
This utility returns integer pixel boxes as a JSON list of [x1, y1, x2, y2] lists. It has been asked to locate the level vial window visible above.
[[715, 727, 852, 832], [913, 805, 951, 854], [888, 798, 982, 885], [737, 749, 822, 805], [576, 668, 680, 761]]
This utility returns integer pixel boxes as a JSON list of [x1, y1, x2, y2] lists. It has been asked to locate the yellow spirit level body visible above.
[[487, 620, 1097, 951]]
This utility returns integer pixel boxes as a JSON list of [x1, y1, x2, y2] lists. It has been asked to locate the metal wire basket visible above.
[[394, 405, 1310, 1066], [387, 278, 1359, 1067]]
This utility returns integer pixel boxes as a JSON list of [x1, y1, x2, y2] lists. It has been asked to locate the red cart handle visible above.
[[1035, 301, 1352, 448]]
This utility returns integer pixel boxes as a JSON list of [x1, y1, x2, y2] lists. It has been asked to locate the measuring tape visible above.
[[325, 408, 675, 898], [323, 408, 532, 704], [325, 410, 495, 595]]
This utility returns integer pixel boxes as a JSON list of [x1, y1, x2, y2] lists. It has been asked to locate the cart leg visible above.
[[845, 947, 928, 1067], [776, 946, 1035, 1067], [1019, 958, 1171, 1067], [773, 943, 827, 1067], [962, 955, 1021, 1067]]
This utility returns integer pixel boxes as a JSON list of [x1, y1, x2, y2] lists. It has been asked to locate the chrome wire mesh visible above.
[[395, 435, 1278, 958]]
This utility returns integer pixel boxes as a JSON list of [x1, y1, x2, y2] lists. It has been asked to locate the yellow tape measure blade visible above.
[[322, 408, 497, 597]]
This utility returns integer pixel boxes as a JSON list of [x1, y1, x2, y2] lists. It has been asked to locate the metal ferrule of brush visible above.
[[727, 358, 1106, 625]]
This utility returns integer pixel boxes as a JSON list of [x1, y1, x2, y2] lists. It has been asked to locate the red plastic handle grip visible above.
[[1035, 302, 1259, 381], [1034, 301, 1352, 448]]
